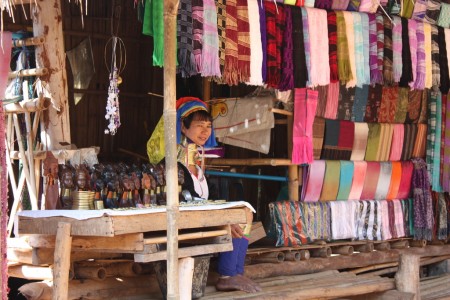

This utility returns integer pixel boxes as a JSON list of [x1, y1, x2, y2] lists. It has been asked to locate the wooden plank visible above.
[[248, 222, 266, 245], [178, 257, 194, 300], [28, 233, 144, 252], [53, 222, 72, 300], [144, 230, 228, 245], [345, 290, 415, 300], [8, 265, 53, 280], [134, 243, 232, 263]]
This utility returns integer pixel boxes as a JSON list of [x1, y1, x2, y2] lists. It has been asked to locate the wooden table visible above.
[[15, 203, 252, 299]]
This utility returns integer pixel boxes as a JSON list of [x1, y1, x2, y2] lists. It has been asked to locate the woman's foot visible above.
[[216, 275, 261, 293]]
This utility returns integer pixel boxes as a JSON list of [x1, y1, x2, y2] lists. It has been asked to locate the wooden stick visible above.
[[350, 262, 399, 274], [178, 257, 195, 300], [310, 247, 331, 258], [374, 242, 391, 251], [252, 252, 285, 264], [270, 108, 293, 116], [8, 264, 53, 280], [74, 266, 106, 281], [395, 254, 420, 300], [390, 240, 409, 249], [8, 67, 48, 79], [3, 97, 51, 114], [12, 36, 45, 47], [53, 222, 72, 300], [24, 111, 37, 209], [299, 250, 310, 260], [354, 243, 374, 253], [332, 246, 354, 256], [144, 229, 228, 245], [410, 239, 427, 248]]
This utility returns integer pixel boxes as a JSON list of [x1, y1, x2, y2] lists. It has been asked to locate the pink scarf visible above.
[[408, 19, 418, 88], [389, 124, 404, 161], [292, 88, 319, 164], [201, 0, 221, 77], [324, 82, 339, 119], [348, 161, 367, 200], [302, 160, 326, 202], [0, 32, 12, 100]]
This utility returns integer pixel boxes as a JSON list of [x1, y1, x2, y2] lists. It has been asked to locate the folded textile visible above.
[[321, 119, 340, 159], [360, 162, 381, 200], [352, 85, 369, 122], [302, 160, 326, 202], [303, 202, 331, 240], [406, 89, 423, 123], [412, 123, 427, 158], [365, 123, 381, 161], [389, 124, 404, 161], [401, 124, 418, 160], [395, 87, 409, 123], [316, 85, 328, 117], [364, 84, 382, 123], [337, 160, 354, 200], [394, 200, 406, 237], [313, 117, 326, 160], [412, 158, 434, 241], [374, 162, 392, 200], [337, 84, 356, 120], [401, 198, 414, 237], [348, 161, 368, 200], [320, 160, 341, 201], [376, 123, 394, 161], [324, 82, 340, 119], [397, 161, 414, 199], [330, 201, 357, 240], [356, 201, 380, 240], [350, 122, 369, 161], [380, 200, 392, 240], [386, 161, 402, 200], [437, 3, 450, 28], [379, 86, 399, 123], [387, 201, 397, 238]]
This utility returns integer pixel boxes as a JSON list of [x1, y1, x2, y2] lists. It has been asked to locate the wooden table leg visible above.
[[53, 222, 72, 300], [178, 257, 194, 300]]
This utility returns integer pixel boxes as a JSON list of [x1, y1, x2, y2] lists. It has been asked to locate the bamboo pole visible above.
[[285, 251, 301, 261], [299, 250, 310, 260], [12, 36, 45, 47], [208, 158, 293, 166], [8, 68, 48, 79], [164, 0, 180, 299], [73, 266, 106, 281], [332, 245, 354, 256], [144, 229, 228, 245], [3, 96, 51, 114], [287, 115, 298, 201], [310, 247, 331, 258]]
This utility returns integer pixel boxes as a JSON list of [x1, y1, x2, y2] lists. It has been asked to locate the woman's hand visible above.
[[230, 224, 244, 238]]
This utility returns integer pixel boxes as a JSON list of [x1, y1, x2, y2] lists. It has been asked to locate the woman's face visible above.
[[182, 119, 212, 146]]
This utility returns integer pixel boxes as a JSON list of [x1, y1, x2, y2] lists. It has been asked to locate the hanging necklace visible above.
[[104, 3, 126, 135]]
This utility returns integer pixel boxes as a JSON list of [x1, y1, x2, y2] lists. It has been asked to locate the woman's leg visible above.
[[217, 238, 241, 276]]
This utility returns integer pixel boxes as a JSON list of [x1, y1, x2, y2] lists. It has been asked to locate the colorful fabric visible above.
[[437, 3, 450, 28], [406, 89, 423, 123], [303, 202, 331, 240], [302, 160, 326, 202], [408, 19, 418, 89], [377, 124, 394, 161], [431, 25, 440, 88], [246, 0, 263, 85], [337, 83, 356, 120], [315, 0, 333, 9], [337, 161, 354, 200], [348, 161, 367, 200], [425, 0, 442, 25], [321, 119, 340, 159], [223, 0, 239, 85], [336, 11, 352, 83], [307, 8, 330, 87], [292, 6, 308, 88], [350, 122, 369, 161], [380, 201, 392, 240], [389, 124, 405, 161], [201, 0, 221, 77], [362, 14, 371, 85], [337, 120, 355, 160], [374, 14, 385, 85], [192, 0, 204, 73], [424, 23, 433, 89], [352, 85, 369, 122], [399, 18, 413, 88], [324, 82, 340, 119], [400, 0, 414, 18], [365, 123, 381, 161], [347, 0, 362, 11], [316, 85, 328, 117], [368, 14, 378, 84], [343, 12, 357, 88], [292, 88, 318, 164], [443, 94, 450, 192], [397, 161, 413, 199], [216, 0, 227, 77], [332, 0, 351, 10], [431, 90, 443, 192], [411, 158, 434, 241], [415, 21, 426, 90], [374, 162, 392, 200], [383, 15, 394, 86], [320, 160, 341, 201], [392, 16, 403, 83], [386, 161, 402, 200], [143, 0, 164, 67], [279, 5, 294, 91], [259, 3, 267, 83], [401, 123, 418, 160], [270, 200, 309, 246], [379, 86, 399, 123], [236, 0, 250, 83], [364, 84, 382, 123], [412, 123, 427, 158], [177, 0, 197, 77], [395, 87, 409, 123], [426, 90, 437, 185], [328, 11, 339, 83], [352, 12, 365, 87], [313, 117, 326, 160], [302, 8, 312, 86], [412, 0, 428, 21], [360, 162, 381, 200]]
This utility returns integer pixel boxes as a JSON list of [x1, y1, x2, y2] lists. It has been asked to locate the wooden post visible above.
[[395, 254, 420, 300], [164, 1, 180, 299], [287, 115, 299, 201], [53, 222, 72, 300], [33, 0, 71, 149], [178, 257, 195, 300]]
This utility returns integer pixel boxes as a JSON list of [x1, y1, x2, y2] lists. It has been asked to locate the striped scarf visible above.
[[236, 0, 251, 83], [336, 11, 352, 84], [192, 0, 204, 73], [427, 90, 438, 184], [438, 27, 449, 95], [374, 14, 384, 85], [353, 12, 365, 87], [430, 25, 440, 89], [414, 21, 426, 90], [302, 8, 312, 86], [177, 0, 197, 77], [392, 16, 403, 83], [408, 19, 417, 89], [265, 1, 284, 87], [292, 7, 308, 88], [362, 14, 370, 85], [201, 0, 221, 77], [215, 0, 227, 79], [425, 0, 442, 25], [399, 18, 413, 88], [412, 0, 428, 21], [223, 0, 239, 85], [368, 14, 378, 84], [259, 3, 267, 83], [279, 5, 294, 91], [328, 11, 339, 83], [443, 94, 450, 192], [383, 15, 394, 86], [424, 23, 433, 89], [307, 8, 330, 87]]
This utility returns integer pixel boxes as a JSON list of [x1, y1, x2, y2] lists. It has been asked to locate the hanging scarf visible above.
[[313, 117, 326, 159], [392, 16, 403, 83], [425, 91, 437, 179], [264, 2, 284, 87], [177, 0, 197, 77], [302, 8, 312, 86], [215, 0, 227, 79], [375, 14, 385, 85], [414, 21, 426, 90], [387, 161, 402, 199], [322, 119, 340, 159], [406, 89, 423, 123], [389, 124, 404, 161], [440, 94, 446, 187], [399, 18, 413, 88], [379, 86, 399, 123], [236, 0, 251, 83], [438, 3, 450, 28], [444, 94, 450, 193], [325, 82, 340, 119], [315, 0, 333, 9], [369, 14, 378, 84], [381, 201, 392, 240], [424, 23, 433, 89], [401, 124, 418, 160], [350, 122, 369, 161], [383, 15, 394, 86], [352, 12, 365, 87], [412, 0, 428, 21], [348, 161, 367, 200], [223, 0, 239, 85], [412, 158, 434, 241], [343, 12, 357, 88], [408, 19, 417, 89], [337, 120, 355, 160], [365, 123, 381, 161], [302, 160, 326, 202], [437, 193, 448, 240], [279, 6, 294, 91], [292, 88, 319, 164], [400, 0, 414, 18], [430, 91, 443, 192], [352, 85, 369, 122], [347, 0, 361, 11], [332, 0, 351, 10], [201, 0, 221, 77], [412, 123, 428, 158], [336, 11, 352, 84], [328, 11, 339, 83], [259, 3, 267, 83], [337, 84, 356, 120], [192, 0, 204, 73], [316, 85, 328, 117], [396, 161, 414, 199], [395, 86, 409, 123], [364, 84, 382, 123], [292, 6, 308, 88], [425, 0, 442, 25], [431, 25, 441, 89], [246, 0, 263, 85], [362, 14, 371, 85], [438, 27, 449, 94], [143, 0, 164, 67]]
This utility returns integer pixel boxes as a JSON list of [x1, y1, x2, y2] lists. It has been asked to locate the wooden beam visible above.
[[208, 158, 293, 166], [8, 264, 53, 280], [53, 222, 72, 300], [8, 67, 48, 79], [395, 254, 420, 300], [3, 97, 51, 114]]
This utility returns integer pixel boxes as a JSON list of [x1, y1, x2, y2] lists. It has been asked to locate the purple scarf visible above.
[[412, 158, 434, 241], [279, 6, 294, 91], [368, 14, 378, 84], [259, 2, 267, 82], [375, 14, 384, 85]]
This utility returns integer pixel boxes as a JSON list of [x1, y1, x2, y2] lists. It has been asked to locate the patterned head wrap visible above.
[[176, 97, 217, 147]]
